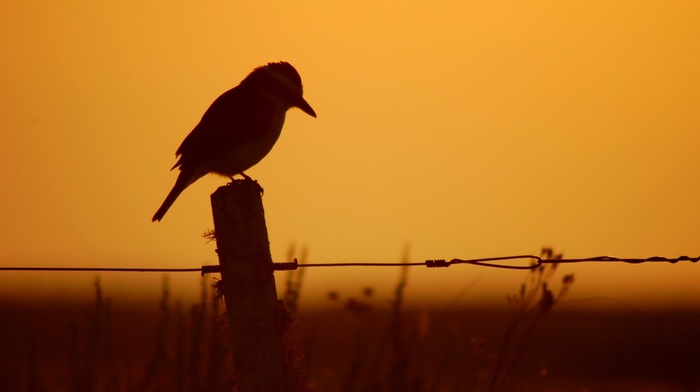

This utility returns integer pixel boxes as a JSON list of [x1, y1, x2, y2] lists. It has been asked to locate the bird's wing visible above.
[[171, 86, 275, 171]]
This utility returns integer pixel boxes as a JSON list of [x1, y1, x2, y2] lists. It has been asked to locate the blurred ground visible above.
[[1, 297, 698, 391]]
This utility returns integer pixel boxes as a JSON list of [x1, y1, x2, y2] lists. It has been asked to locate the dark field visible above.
[[1, 295, 699, 392]]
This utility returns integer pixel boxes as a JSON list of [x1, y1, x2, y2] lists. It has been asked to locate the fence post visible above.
[[210, 180, 287, 391]]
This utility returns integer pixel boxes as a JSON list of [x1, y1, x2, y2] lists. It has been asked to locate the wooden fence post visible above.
[[210, 180, 287, 391]]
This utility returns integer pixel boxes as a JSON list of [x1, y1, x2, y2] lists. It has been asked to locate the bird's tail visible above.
[[152, 172, 192, 222]]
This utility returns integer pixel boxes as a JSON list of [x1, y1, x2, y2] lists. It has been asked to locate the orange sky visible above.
[[2, 1, 699, 310]]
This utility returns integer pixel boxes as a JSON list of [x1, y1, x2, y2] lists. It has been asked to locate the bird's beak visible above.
[[296, 97, 317, 118]]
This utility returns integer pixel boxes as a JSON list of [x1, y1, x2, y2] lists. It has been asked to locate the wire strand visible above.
[[1, 254, 696, 274]]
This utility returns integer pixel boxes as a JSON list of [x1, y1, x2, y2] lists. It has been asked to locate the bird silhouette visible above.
[[152, 62, 316, 221]]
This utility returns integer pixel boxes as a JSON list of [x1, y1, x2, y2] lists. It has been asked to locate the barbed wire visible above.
[[1, 254, 697, 275]]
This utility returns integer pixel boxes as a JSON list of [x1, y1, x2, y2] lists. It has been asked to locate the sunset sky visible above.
[[2, 1, 699, 309]]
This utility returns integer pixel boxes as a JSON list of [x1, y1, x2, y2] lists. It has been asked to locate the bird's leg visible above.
[[239, 172, 264, 196]]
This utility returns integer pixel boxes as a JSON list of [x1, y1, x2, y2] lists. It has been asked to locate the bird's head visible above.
[[243, 61, 316, 118]]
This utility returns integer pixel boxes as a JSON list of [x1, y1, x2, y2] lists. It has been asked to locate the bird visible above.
[[152, 61, 316, 222]]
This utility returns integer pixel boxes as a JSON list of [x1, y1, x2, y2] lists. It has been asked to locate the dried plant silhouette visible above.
[[487, 247, 575, 392]]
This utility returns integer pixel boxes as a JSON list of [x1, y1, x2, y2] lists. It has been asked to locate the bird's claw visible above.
[[230, 173, 264, 196]]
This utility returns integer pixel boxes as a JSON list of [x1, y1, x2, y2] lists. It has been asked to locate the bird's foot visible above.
[[233, 173, 264, 196], [226, 173, 253, 183]]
